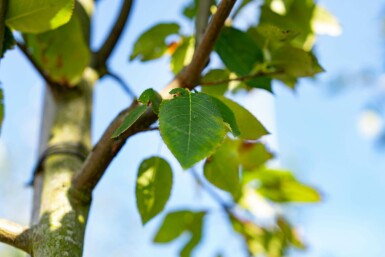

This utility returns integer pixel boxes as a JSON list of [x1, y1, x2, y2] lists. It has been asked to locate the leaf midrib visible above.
[[7, 6, 55, 23], [187, 92, 192, 156]]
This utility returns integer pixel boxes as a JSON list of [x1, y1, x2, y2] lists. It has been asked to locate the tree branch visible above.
[[72, 0, 237, 194], [195, 0, 212, 48], [91, 0, 134, 73], [0, 219, 32, 254]]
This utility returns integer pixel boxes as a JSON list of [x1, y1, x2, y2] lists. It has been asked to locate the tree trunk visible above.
[[30, 68, 98, 257]]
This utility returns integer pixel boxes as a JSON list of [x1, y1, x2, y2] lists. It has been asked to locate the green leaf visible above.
[[201, 69, 230, 96], [215, 27, 263, 76], [6, 0, 75, 33], [271, 45, 324, 78], [136, 157, 173, 224], [1, 27, 15, 58], [215, 97, 269, 140], [204, 138, 240, 198], [130, 23, 180, 62], [138, 88, 162, 115], [111, 105, 148, 138], [170, 36, 194, 74], [215, 27, 272, 91], [24, 10, 90, 85], [154, 210, 205, 257], [159, 89, 226, 169], [247, 24, 300, 47], [209, 97, 240, 137], [238, 142, 273, 170], [259, 0, 316, 50], [251, 168, 321, 203]]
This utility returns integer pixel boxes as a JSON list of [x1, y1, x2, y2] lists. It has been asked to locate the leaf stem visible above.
[[200, 70, 284, 86], [105, 70, 136, 98]]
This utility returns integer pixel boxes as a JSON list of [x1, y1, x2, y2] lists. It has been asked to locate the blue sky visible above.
[[1, 0, 385, 257]]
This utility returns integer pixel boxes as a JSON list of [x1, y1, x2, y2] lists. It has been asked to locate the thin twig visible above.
[[0, 219, 32, 254], [72, 0, 237, 194], [16, 41, 59, 86], [190, 169, 234, 211], [200, 70, 284, 86], [106, 71, 136, 98], [195, 0, 212, 48], [92, 0, 134, 73]]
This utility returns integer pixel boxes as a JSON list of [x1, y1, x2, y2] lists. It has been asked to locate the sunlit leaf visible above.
[[111, 105, 148, 138], [248, 24, 300, 47], [204, 138, 240, 198], [271, 46, 324, 79], [249, 168, 321, 203], [170, 36, 194, 74], [259, 0, 315, 50], [6, 0, 75, 33], [136, 157, 173, 224], [312, 5, 341, 36], [159, 89, 226, 169], [154, 210, 205, 257], [215, 97, 269, 140], [130, 23, 180, 62]]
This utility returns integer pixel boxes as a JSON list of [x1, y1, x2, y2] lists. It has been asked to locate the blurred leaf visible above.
[[182, 0, 198, 20], [204, 138, 240, 198], [239, 142, 273, 170], [138, 88, 162, 115], [6, 0, 74, 33], [130, 23, 180, 62], [248, 24, 300, 47], [159, 88, 226, 169], [170, 36, 195, 74], [201, 69, 230, 95], [136, 157, 173, 224], [215, 97, 269, 140], [312, 5, 341, 36], [271, 46, 324, 78], [249, 168, 321, 203], [25, 11, 90, 85], [111, 105, 148, 138], [277, 217, 305, 249], [1, 27, 15, 58], [154, 210, 205, 257], [259, 0, 316, 50]]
